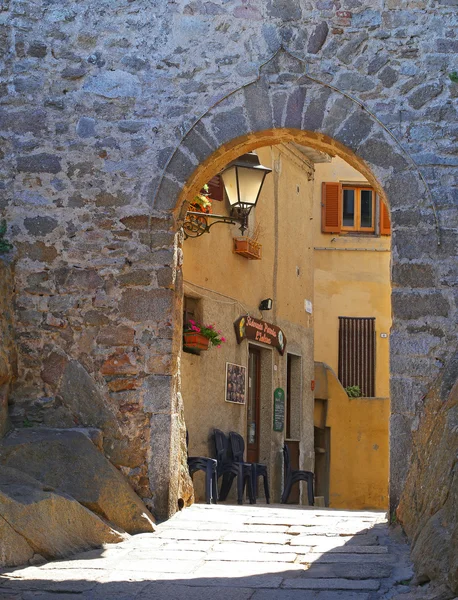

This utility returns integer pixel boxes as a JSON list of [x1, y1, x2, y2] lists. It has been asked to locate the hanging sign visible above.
[[273, 387, 285, 432], [234, 315, 287, 355]]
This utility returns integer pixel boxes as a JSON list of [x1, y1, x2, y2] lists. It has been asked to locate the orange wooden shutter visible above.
[[380, 201, 391, 235], [205, 175, 224, 202], [321, 182, 342, 233]]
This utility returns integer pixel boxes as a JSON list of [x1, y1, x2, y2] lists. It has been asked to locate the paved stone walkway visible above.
[[0, 504, 415, 600]]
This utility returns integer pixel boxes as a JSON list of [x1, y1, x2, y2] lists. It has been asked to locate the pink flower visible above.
[[221, 337, 226, 342], [189, 319, 195, 325], [217, 345, 221, 348], [192, 325, 201, 332], [217, 330, 222, 334], [207, 324, 213, 329]]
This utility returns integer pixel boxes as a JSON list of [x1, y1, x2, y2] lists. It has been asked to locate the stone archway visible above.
[[151, 50, 450, 518]]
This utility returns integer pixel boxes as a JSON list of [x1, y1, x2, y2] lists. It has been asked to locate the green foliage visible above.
[[184, 319, 227, 348], [345, 385, 362, 398], [22, 418, 34, 428], [0, 220, 13, 255], [449, 72, 458, 83]]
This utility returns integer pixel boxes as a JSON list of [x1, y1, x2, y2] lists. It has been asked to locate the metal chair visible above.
[[229, 431, 270, 504], [281, 443, 314, 505], [186, 431, 218, 504], [213, 428, 255, 505]]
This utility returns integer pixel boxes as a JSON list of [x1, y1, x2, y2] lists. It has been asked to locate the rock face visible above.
[[0, 428, 156, 535], [397, 352, 458, 595], [0, 465, 125, 567]]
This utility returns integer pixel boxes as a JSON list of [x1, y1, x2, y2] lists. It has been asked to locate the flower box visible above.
[[233, 237, 262, 260], [183, 332, 210, 351]]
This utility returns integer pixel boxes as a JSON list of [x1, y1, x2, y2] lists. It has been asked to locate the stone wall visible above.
[[0, 259, 16, 438], [0, 0, 457, 516]]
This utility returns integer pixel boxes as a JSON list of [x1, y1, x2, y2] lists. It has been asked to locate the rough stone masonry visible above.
[[0, 0, 457, 530]]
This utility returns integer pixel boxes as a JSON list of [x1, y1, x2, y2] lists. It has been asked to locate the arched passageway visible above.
[[149, 50, 448, 518]]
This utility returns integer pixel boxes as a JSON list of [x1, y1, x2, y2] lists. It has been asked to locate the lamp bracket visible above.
[[183, 211, 247, 239]]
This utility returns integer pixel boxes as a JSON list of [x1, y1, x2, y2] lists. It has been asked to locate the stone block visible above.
[[17, 154, 61, 174], [408, 83, 443, 110], [307, 22, 329, 54], [0, 109, 48, 134], [16, 242, 58, 263], [117, 270, 152, 287], [76, 117, 96, 138], [284, 86, 307, 130], [335, 109, 374, 151], [302, 87, 332, 131], [358, 137, 408, 171], [97, 326, 135, 347], [166, 149, 197, 184], [336, 32, 368, 65], [244, 78, 274, 132], [119, 288, 174, 322], [211, 107, 248, 146], [83, 70, 140, 98], [392, 290, 450, 320], [392, 263, 437, 288], [24, 216, 58, 237], [101, 352, 139, 375], [266, 0, 302, 20]]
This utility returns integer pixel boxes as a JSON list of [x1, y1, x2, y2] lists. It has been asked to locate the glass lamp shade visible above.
[[221, 153, 272, 209]]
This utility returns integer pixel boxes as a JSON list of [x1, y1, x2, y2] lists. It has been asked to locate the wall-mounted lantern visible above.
[[183, 152, 272, 239]]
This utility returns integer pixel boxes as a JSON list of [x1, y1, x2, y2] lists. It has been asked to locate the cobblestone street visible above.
[[0, 504, 416, 600]]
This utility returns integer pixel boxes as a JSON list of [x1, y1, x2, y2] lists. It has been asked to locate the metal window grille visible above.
[[338, 317, 375, 397]]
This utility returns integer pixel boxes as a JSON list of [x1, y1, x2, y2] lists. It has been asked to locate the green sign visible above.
[[273, 387, 285, 432]]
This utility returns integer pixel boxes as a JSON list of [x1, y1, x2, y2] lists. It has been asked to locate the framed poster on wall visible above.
[[225, 363, 246, 405]]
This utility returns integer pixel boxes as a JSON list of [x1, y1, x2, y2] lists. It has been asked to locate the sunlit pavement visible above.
[[0, 503, 415, 600]]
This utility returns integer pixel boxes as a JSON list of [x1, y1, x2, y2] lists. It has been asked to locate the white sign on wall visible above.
[[305, 300, 313, 314]]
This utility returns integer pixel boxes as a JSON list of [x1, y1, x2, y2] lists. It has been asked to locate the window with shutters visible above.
[[321, 182, 391, 236], [338, 317, 376, 397]]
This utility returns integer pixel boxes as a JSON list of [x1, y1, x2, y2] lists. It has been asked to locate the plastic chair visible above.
[[213, 429, 255, 505], [187, 431, 218, 504], [281, 443, 314, 506], [229, 431, 270, 504]]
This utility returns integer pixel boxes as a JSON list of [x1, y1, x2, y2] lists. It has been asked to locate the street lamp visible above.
[[183, 152, 272, 239]]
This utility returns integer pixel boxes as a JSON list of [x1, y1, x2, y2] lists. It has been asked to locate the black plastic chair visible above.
[[187, 431, 218, 504], [229, 431, 270, 504], [281, 443, 314, 506], [213, 428, 255, 505]]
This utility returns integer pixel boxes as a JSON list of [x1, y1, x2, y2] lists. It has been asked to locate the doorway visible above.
[[247, 346, 261, 463]]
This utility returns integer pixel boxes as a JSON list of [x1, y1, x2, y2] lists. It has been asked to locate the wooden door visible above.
[[247, 347, 261, 463]]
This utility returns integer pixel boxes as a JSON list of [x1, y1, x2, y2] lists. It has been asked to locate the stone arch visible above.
[[150, 53, 449, 517]]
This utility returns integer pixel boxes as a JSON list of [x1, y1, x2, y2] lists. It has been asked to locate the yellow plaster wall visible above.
[[315, 363, 389, 510], [182, 145, 315, 503], [313, 157, 391, 398]]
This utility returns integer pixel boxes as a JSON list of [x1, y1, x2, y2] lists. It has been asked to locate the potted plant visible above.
[[188, 184, 212, 214], [233, 222, 262, 260], [183, 319, 226, 351]]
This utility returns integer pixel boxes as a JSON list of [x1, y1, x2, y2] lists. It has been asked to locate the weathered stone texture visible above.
[[397, 352, 458, 595], [0, 0, 456, 528], [0, 429, 156, 535], [0, 261, 16, 439]]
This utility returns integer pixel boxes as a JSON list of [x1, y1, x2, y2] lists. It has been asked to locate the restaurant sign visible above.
[[234, 315, 287, 355]]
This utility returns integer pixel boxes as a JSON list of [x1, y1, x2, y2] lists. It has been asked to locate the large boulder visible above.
[[397, 351, 458, 595], [0, 465, 125, 567], [0, 428, 155, 535]]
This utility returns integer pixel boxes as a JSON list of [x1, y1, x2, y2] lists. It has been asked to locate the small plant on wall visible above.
[[183, 319, 226, 351], [0, 220, 13, 255], [345, 385, 362, 398]]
